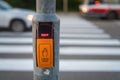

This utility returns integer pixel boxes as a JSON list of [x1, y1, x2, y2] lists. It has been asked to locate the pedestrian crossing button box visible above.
[[36, 22, 54, 68]]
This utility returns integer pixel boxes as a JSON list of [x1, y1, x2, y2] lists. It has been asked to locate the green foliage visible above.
[[56, 0, 83, 11], [5, 0, 36, 10], [4, 0, 83, 12], [69, 0, 81, 11], [56, 0, 63, 11]]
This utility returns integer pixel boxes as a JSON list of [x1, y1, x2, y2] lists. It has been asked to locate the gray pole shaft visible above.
[[36, 0, 56, 13], [63, 0, 68, 13]]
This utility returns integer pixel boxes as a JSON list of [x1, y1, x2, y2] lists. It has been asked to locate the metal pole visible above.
[[63, 0, 68, 13], [32, 0, 60, 80], [36, 0, 56, 13]]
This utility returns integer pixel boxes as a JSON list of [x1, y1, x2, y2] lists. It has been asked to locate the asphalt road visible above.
[[86, 18, 120, 40], [0, 13, 120, 80]]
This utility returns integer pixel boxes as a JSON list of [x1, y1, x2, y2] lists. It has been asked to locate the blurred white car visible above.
[[79, 0, 120, 19], [0, 0, 35, 32]]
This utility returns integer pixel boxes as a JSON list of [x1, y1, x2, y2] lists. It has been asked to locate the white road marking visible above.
[[0, 32, 110, 38], [61, 29, 104, 33], [61, 39, 120, 46], [0, 45, 120, 55], [0, 26, 99, 36], [0, 38, 119, 46], [60, 47, 120, 55], [114, 21, 120, 26], [61, 24, 98, 28], [0, 32, 32, 36], [61, 28, 101, 31], [0, 45, 32, 53], [0, 59, 120, 72], [60, 15, 98, 29], [0, 38, 32, 44], [61, 26, 99, 28], [60, 16, 94, 24], [61, 34, 111, 38]]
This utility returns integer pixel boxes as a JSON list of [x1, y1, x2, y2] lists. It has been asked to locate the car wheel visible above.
[[10, 20, 26, 32], [107, 12, 117, 20]]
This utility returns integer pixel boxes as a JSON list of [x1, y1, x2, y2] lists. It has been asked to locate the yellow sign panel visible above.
[[36, 39, 54, 68]]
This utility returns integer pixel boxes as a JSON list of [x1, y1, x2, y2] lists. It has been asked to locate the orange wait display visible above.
[[36, 39, 54, 68]]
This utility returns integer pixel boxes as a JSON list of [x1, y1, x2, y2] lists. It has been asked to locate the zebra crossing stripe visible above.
[[60, 28, 103, 30], [61, 26, 99, 29], [0, 59, 120, 72], [61, 24, 98, 28], [0, 37, 119, 45], [0, 33, 110, 39], [60, 47, 120, 55], [60, 29, 104, 33], [60, 17, 96, 25], [0, 32, 32, 36], [0, 46, 120, 55], [61, 34, 110, 38], [0, 45, 32, 54], [0, 37, 32, 44], [114, 21, 120, 25], [61, 39, 120, 46]]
